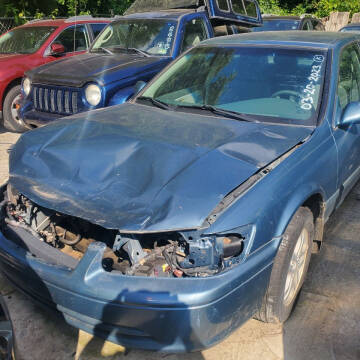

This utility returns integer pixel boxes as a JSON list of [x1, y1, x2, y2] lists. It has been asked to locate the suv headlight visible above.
[[85, 84, 102, 106], [23, 78, 31, 96]]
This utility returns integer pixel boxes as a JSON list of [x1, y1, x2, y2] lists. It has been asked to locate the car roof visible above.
[[202, 31, 360, 50], [341, 23, 360, 28], [121, 9, 197, 21], [19, 17, 112, 28], [263, 15, 301, 20]]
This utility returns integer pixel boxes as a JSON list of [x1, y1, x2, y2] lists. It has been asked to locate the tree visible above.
[[0, 0, 58, 17], [0, 0, 134, 18]]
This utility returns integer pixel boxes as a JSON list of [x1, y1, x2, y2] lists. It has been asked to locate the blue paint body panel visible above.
[[2, 32, 360, 352], [11, 103, 313, 231], [0, 235, 276, 351]]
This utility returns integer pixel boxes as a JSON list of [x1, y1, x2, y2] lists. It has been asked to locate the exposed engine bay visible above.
[[1, 185, 245, 278]]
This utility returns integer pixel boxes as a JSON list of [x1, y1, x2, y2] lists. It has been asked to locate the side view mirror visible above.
[[339, 101, 360, 127], [50, 43, 65, 56], [134, 81, 147, 95]]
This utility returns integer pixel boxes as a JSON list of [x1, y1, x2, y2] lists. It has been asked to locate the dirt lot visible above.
[[0, 130, 359, 360]]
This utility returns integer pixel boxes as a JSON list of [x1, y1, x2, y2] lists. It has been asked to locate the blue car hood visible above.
[[27, 52, 169, 87], [9, 103, 313, 232]]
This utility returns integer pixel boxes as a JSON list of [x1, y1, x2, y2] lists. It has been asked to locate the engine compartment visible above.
[[1, 185, 245, 278]]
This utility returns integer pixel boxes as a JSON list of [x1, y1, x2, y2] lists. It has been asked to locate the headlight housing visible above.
[[85, 83, 102, 106], [23, 77, 31, 96]]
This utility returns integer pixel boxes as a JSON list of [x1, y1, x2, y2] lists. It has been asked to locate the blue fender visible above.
[[108, 86, 135, 107], [273, 185, 327, 238]]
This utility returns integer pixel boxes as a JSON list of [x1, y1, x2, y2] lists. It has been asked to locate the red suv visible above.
[[0, 16, 111, 132]]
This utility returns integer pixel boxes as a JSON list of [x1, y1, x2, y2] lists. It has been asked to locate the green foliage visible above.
[[258, 0, 288, 15], [57, 0, 133, 16], [316, 0, 360, 18], [0, 0, 134, 18], [0, 0, 57, 17], [258, 0, 360, 18]]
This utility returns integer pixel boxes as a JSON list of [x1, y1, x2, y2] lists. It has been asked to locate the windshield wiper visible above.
[[127, 47, 150, 57], [137, 96, 171, 110], [111, 46, 150, 57], [177, 104, 258, 123], [92, 47, 113, 55]]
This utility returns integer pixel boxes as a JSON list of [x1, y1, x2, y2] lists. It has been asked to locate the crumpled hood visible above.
[[26, 52, 169, 87], [9, 103, 313, 231]]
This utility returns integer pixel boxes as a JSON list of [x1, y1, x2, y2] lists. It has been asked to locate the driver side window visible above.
[[181, 18, 208, 53], [337, 44, 360, 110], [52, 25, 89, 53]]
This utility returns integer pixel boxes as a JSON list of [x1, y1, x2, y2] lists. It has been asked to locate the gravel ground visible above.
[[0, 130, 19, 184], [0, 130, 359, 360]]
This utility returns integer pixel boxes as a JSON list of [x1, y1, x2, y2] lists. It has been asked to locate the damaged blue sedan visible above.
[[1, 31, 360, 352]]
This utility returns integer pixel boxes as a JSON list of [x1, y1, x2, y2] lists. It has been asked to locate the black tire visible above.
[[255, 207, 314, 323], [3, 85, 27, 133]]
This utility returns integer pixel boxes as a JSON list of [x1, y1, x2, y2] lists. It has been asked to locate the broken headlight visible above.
[[119, 225, 255, 277]]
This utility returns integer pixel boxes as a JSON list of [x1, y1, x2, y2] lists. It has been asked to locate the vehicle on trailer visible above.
[[252, 15, 324, 32], [2, 31, 360, 351], [0, 295, 15, 359], [0, 16, 111, 132], [339, 23, 360, 33], [18, 0, 262, 131]]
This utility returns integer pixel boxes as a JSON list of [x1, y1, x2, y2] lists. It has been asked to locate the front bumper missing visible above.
[[0, 227, 278, 352]]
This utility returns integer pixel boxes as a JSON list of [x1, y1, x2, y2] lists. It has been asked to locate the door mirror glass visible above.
[[340, 102, 360, 127], [50, 43, 65, 56], [134, 81, 147, 95]]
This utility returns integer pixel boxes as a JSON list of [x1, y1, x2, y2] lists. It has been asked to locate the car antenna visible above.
[[73, 0, 77, 53]]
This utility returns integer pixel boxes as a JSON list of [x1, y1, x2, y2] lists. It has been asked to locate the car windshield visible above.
[[91, 19, 177, 56], [252, 19, 300, 31], [140, 46, 327, 126], [0, 26, 56, 54]]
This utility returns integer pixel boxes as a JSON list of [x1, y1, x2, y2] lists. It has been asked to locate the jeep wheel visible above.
[[3, 85, 27, 133], [255, 207, 314, 323]]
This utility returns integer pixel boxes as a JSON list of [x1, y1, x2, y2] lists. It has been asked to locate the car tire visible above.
[[255, 207, 314, 323], [3, 85, 27, 133]]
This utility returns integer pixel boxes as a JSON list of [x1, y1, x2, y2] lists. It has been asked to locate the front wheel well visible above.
[[302, 193, 325, 253], [2, 78, 22, 107]]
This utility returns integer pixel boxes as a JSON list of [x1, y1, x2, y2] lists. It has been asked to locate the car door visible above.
[[332, 43, 360, 203], [180, 16, 210, 54]]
